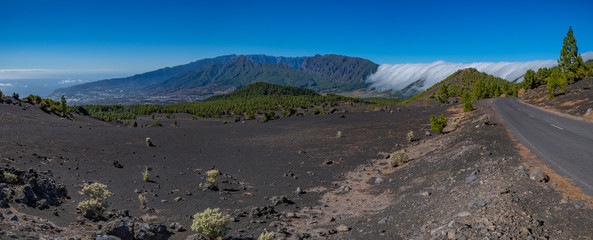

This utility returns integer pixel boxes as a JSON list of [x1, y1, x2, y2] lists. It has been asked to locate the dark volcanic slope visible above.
[[0, 99, 432, 239], [3, 98, 593, 239], [522, 77, 593, 118], [495, 97, 593, 195]]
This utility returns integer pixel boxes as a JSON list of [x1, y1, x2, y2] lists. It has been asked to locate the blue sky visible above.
[[1, 0, 592, 87]]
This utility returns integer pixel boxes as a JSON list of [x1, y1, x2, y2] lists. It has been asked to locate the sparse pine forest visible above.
[[522, 27, 593, 95], [433, 68, 521, 104]]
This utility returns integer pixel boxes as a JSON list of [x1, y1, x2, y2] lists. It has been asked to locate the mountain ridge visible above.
[[146, 56, 324, 97], [49, 54, 378, 104]]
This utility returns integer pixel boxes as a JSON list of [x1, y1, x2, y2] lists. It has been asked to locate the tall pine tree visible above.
[[558, 26, 583, 73]]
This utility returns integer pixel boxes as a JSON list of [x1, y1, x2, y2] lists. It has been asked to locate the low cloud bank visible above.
[[367, 52, 593, 93]]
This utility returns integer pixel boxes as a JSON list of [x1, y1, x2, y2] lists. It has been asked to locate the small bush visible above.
[[2, 172, 18, 184], [430, 114, 447, 133], [142, 167, 150, 182], [452, 118, 461, 128], [4, 190, 12, 200], [138, 194, 147, 209], [406, 131, 414, 142], [282, 107, 296, 116], [263, 111, 276, 122], [132, 121, 138, 128], [258, 229, 275, 240], [151, 121, 162, 126], [312, 109, 321, 115], [463, 100, 474, 112], [78, 182, 112, 217], [336, 131, 343, 138], [146, 137, 155, 147], [78, 199, 106, 215], [206, 170, 219, 186], [389, 149, 409, 167], [191, 208, 229, 238]]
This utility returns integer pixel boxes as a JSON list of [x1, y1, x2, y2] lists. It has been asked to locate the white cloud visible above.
[[582, 51, 593, 61], [366, 51, 593, 93], [0, 83, 15, 87], [58, 79, 89, 85]]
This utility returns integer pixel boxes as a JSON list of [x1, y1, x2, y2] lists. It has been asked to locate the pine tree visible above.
[[558, 26, 583, 73], [436, 85, 449, 104], [60, 95, 68, 117]]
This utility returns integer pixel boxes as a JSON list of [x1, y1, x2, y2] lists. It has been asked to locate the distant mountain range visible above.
[[50, 54, 378, 104]]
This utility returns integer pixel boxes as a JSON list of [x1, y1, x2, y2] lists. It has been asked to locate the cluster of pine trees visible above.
[[522, 27, 593, 96], [22, 94, 70, 117], [434, 68, 520, 104]]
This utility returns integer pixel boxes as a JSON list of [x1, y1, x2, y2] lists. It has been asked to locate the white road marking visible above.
[[529, 114, 534, 118], [550, 124, 564, 130]]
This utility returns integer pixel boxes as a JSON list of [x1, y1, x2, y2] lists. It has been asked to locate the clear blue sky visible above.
[[1, 0, 592, 79]]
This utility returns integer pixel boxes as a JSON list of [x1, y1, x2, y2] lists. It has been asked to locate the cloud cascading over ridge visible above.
[[366, 52, 593, 93]]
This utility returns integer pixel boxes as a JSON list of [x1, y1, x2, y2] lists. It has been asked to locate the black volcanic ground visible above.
[[2, 99, 593, 239]]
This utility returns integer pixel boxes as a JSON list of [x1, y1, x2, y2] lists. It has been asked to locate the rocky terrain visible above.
[[1, 96, 593, 239], [522, 77, 593, 120]]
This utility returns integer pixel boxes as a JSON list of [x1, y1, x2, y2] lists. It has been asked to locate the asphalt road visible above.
[[495, 97, 593, 196]]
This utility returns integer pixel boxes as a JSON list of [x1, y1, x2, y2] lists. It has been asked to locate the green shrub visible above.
[[436, 85, 449, 103], [546, 68, 568, 97], [263, 111, 276, 122], [206, 170, 219, 186], [151, 121, 162, 126], [142, 167, 150, 182], [406, 131, 414, 142], [4, 190, 11, 200], [78, 182, 112, 217], [312, 109, 321, 115], [2, 172, 18, 184], [336, 131, 343, 138], [138, 194, 147, 209], [463, 99, 474, 112], [132, 121, 138, 128], [12, 92, 19, 100], [146, 137, 155, 147], [23, 94, 43, 104], [389, 149, 409, 167], [258, 229, 275, 240], [430, 114, 447, 133], [282, 107, 297, 116], [191, 208, 229, 238]]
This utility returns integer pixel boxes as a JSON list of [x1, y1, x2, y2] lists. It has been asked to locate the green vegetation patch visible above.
[[80, 83, 366, 121]]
